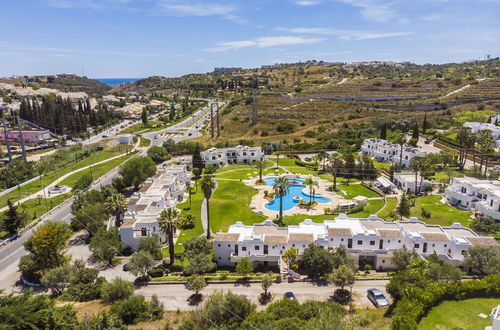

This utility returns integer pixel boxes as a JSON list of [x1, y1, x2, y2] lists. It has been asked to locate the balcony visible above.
[[475, 202, 500, 221]]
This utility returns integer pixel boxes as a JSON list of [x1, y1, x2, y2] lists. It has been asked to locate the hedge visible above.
[[294, 159, 318, 169], [391, 274, 500, 330]]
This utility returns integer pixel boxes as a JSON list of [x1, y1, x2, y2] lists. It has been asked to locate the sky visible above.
[[0, 0, 499, 78]]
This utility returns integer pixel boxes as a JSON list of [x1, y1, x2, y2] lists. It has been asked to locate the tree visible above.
[[200, 174, 216, 239], [105, 193, 127, 227], [477, 129, 496, 175], [119, 156, 156, 189], [303, 176, 318, 204], [301, 244, 334, 278], [183, 253, 216, 275], [283, 248, 298, 270], [380, 122, 387, 140], [3, 199, 26, 235], [427, 261, 462, 283], [411, 121, 419, 140], [392, 247, 419, 270], [254, 160, 265, 183], [192, 167, 201, 191], [409, 156, 426, 195], [141, 108, 148, 124], [110, 295, 161, 325], [329, 153, 344, 192], [328, 264, 355, 292], [272, 176, 290, 222], [147, 146, 167, 164], [158, 207, 179, 264], [236, 257, 254, 276], [422, 114, 429, 134], [331, 245, 357, 271], [456, 126, 473, 170], [192, 144, 204, 170], [261, 273, 274, 297], [41, 264, 71, 296], [186, 274, 207, 295], [183, 236, 213, 259], [139, 235, 162, 260], [394, 133, 407, 167], [128, 250, 156, 278], [471, 216, 500, 235], [101, 278, 134, 303], [73, 173, 92, 191], [89, 228, 122, 264], [71, 202, 107, 236], [465, 245, 500, 275], [397, 193, 411, 219], [22, 222, 72, 276]]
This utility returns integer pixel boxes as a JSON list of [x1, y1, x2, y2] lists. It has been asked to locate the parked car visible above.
[[102, 135, 108, 138], [367, 288, 389, 307], [424, 138, 432, 144], [284, 292, 296, 300]]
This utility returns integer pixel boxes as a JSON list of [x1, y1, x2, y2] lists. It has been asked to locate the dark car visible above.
[[367, 288, 389, 307], [424, 138, 432, 144], [284, 292, 296, 300]]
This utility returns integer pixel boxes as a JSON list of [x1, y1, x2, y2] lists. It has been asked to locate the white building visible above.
[[361, 138, 427, 168], [119, 163, 191, 250], [445, 177, 500, 222], [463, 122, 500, 149], [214, 215, 499, 271], [201, 145, 264, 168], [393, 172, 433, 194]]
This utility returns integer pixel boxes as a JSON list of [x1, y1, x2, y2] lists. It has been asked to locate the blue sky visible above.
[[0, 0, 498, 78]]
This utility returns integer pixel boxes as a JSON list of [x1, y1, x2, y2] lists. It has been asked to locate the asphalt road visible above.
[[137, 279, 390, 311], [0, 100, 220, 292]]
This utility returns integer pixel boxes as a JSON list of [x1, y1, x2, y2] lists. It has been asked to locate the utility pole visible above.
[[216, 103, 221, 137], [16, 116, 27, 161], [1, 119, 12, 162], [252, 91, 258, 126], [210, 103, 214, 138]]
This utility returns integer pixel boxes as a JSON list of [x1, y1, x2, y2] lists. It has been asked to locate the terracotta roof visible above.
[[253, 225, 287, 235], [139, 183, 152, 193], [214, 233, 240, 242], [328, 228, 352, 236], [135, 204, 148, 212], [378, 229, 404, 238], [128, 198, 139, 206], [466, 237, 500, 247], [264, 235, 288, 244], [120, 219, 135, 228], [421, 232, 450, 241], [289, 233, 314, 242]]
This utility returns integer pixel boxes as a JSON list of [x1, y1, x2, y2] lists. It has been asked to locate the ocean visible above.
[[94, 78, 142, 86]]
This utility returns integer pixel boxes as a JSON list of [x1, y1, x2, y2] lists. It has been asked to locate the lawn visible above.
[[214, 160, 274, 173], [274, 157, 300, 167], [410, 194, 473, 226], [139, 137, 151, 147], [354, 199, 385, 217], [0, 147, 127, 209], [119, 121, 163, 134], [210, 180, 265, 232], [377, 197, 398, 219], [214, 167, 285, 180], [283, 166, 319, 175], [174, 187, 205, 254], [373, 160, 391, 170], [337, 183, 381, 199], [418, 298, 500, 330]]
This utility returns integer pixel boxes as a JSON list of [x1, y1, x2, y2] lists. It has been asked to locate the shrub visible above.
[[147, 268, 164, 278], [73, 173, 93, 191], [101, 278, 134, 303], [111, 295, 150, 325]]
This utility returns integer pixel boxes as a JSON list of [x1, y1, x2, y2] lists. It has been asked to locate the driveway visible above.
[[136, 279, 389, 311]]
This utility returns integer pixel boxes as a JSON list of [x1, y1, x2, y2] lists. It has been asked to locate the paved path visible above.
[[137, 279, 389, 311]]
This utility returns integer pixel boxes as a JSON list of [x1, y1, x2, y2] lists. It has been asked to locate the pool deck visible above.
[[247, 174, 352, 218]]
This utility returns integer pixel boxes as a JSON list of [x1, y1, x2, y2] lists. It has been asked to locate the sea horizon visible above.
[[94, 78, 142, 86]]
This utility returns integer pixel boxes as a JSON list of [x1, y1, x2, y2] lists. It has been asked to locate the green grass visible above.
[[283, 166, 319, 175], [373, 160, 391, 170], [210, 180, 265, 232], [214, 167, 285, 180], [337, 183, 381, 199], [174, 186, 205, 254], [418, 298, 500, 330], [274, 157, 301, 167], [119, 121, 163, 134], [410, 194, 472, 226], [0, 147, 127, 209], [354, 199, 385, 217], [5, 193, 72, 226], [139, 137, 151, 147], [377, 197, 398, 219]]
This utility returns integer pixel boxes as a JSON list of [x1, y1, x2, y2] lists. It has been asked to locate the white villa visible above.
[[445, 177, 500, 222], [393, 172, 433, 194], [201, 145, 264, 168], [361, 138, 427, 168], [214, 215, 499, 271], [119, 163, 191, 250], [463, 122, 500, 149]]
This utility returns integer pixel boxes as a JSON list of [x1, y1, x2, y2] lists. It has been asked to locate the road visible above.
[[0, 100, 221, 292], [137, 279, 390, 311]]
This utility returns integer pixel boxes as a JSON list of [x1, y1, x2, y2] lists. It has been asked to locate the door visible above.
[[234, 244, 239, 256], [379, 240, 383, 250], [423, 243, 427, 253], [348, 239, 353, 248], [264, 245, 268, 255]]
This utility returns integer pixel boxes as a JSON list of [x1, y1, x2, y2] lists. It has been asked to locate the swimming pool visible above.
[[263, 177, 332, 211]]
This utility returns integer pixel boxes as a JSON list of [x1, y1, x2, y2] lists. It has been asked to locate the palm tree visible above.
[[105, 193, 127, 227], [303, 176, 318, 204], [192, 168, 201, 192], [409, 157, 426, 195], [158, 207, 180, 264], [254, 160, 266, 183], [329, 153, 344, 192], [272, 176, 290, 222], [317, 151, 328, 171], [200, 175, 216, 239], [187, 183, 194, 209], [477, 129, 495, 176], [395, 133, 407, 167]]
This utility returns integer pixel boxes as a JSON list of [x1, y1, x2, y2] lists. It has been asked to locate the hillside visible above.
[[0, 74, 112, 95]]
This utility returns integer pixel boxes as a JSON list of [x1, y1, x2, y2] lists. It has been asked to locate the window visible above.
[[341, 238, 344, 242], [444, 244, 447, 247], [218, 257, 221, 260], [331, 238, 334, 241], [357, 240, 363, 245], [432, 244, 435, 247], [303, 245, 306, 248], [387, 240, 391, 243], [141, 228, 147, 236], [414, 244, 420, 249], [228, 244, 231, 247], [218, 244, 221, 247], [398, 240, 401, 243], [292, 244, 295, 247], [255, 246, 260, 250], [370, 241, 375, 246], [242, 247, 247, 251], [382, 260, 385, 263], [461, 250, 466, 255]]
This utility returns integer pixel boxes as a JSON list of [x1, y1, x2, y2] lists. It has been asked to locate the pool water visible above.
[[263, 177, 332, 211]]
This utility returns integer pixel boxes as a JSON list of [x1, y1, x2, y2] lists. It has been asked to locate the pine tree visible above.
[[192, 144, 204, 170], [380, 123, 387, 140], [397, 193, 411, 220], [4, 200, 26, 235], [141, 108, 148, 124], [412, 122, 419, 140], [422, 113, 429, 134]]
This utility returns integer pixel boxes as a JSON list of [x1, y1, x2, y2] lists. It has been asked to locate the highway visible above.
[[0, 100, 221, 292]]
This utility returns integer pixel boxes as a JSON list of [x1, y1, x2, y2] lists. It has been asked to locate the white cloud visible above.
[[335, 0, 398, 23], [421, 14, 442, 21], [278, 27, 413, 40], [205, 36, 325, 52], [156, 1, 244, 23], [293, 0, 322, 6]]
